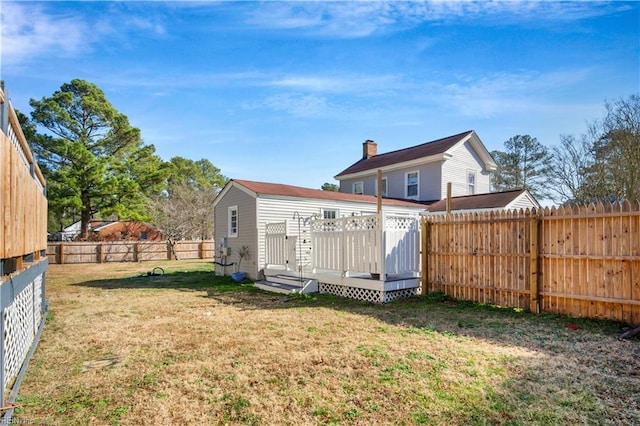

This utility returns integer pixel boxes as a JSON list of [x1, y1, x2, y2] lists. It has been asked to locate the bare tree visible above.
[[591, 94, 640, 201], [550, 94, 640, 203], [149, 182, 216, 242], [547, 133, 595, 204]]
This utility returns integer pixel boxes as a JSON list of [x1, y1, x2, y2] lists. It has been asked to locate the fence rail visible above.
[[47, 240, 215, 264], [423, 201, 640, 324]]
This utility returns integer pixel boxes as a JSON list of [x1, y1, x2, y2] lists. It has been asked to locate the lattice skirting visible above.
[[3, 273, 44, 391], [319, 282, 421, 304], [382, 287, 421, 303]]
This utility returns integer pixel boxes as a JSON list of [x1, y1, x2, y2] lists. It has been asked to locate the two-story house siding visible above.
[[440, 139, 492, 197], [335, 131, 497, 202]]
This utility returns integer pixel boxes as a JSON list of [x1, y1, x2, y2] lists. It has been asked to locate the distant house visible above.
[[335, 130, 498, 202], [56, 220, 162, 241], [213, 179, 426, 280], [426, 189, 541, 214]]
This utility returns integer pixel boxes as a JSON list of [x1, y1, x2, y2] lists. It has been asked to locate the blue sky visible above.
[[1, 1, 638, 189]]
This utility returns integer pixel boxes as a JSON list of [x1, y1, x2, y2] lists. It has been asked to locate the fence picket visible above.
[[47, 240, 214, 264], [424, 203, 640, 324]]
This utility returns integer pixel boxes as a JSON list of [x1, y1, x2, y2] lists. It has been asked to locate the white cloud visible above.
[[243, 1, 628, 38], [265, 74, 403, 94], [127, 16, 167, 37], [432, 68, 594, 118], [261, 93, 329, 117], [0, 2, 169, 68], [1, 3, 89, 67], [245, 2, 404, 38]]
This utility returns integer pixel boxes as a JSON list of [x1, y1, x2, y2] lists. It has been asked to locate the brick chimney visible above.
[[363, 140, 377, 159]]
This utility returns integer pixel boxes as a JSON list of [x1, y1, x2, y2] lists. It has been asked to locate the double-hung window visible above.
[[376, 177, 388, 197], [228, 206, 238, 237], [353, 181, 364, 195], [467, 171, 476, 195], [322, 209, 338, 219], [406, 172, 419, 199]]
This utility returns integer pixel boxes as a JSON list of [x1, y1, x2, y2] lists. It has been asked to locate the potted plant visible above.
[[230, 245, 250, 282]]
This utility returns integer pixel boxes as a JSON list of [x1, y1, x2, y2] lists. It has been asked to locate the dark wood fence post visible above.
[[421, 218, 430, 296], [529, 210, 541, 313]]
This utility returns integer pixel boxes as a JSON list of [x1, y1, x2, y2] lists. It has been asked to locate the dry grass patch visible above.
[[13, 260, 640, 425]]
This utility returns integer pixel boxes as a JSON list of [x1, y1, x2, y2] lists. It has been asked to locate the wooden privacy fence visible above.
[[423, 201, 640, 324], [0, 87, 48, 270], [47, 240, 215, 264], [1, 85, 48, 423]]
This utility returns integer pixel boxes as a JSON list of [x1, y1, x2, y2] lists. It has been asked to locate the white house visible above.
[[213, 131, 540, 303], [335, 130, 498, 202], [212, 179, 426, 287]]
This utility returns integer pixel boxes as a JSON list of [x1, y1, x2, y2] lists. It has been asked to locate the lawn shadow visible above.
[[68, 269, 640, 425], [203, 284, 640, 424], [70, 268, 260, 293], [203, 281, 636, 354], [72, 269, 634, 351]]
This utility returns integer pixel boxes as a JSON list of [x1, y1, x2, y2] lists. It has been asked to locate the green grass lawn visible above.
[[13, 260, 640, 425]]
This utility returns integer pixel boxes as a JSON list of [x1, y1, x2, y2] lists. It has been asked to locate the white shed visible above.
[[213, 179, 426, 282]]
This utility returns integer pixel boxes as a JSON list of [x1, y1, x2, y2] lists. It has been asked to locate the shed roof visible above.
[[427, 189, 536, 212], [336, 130, 496, 178], [226, 179, 427, 208]]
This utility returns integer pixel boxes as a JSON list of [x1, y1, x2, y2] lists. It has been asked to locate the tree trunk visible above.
[[80, 195, 92, 240]]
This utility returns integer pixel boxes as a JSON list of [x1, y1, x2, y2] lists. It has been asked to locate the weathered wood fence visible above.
[[46, 240, 215, 264], [0, 86, 48, 422], [422, 201, 640, 324], [0, 88, 48, 271]]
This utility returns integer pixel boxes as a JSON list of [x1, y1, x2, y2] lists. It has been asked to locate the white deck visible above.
[[264, 213, 421, 303]]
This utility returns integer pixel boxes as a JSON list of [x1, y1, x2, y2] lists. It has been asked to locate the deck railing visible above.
[[266, 213, 420, 280], [312, 215, 381, 275]]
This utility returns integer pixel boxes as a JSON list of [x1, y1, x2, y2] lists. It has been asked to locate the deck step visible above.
[[267, 274, 306, 287], [255, 280, 302, 295], [255, 276, 318, 295]]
